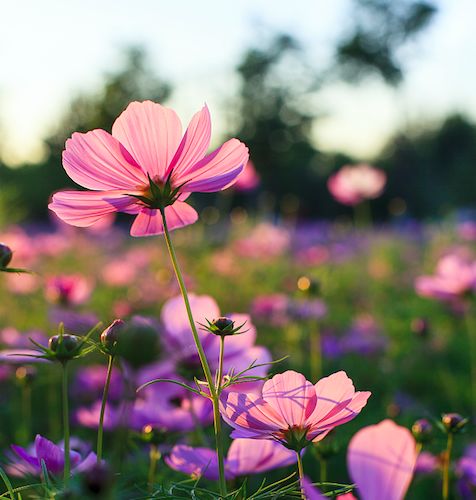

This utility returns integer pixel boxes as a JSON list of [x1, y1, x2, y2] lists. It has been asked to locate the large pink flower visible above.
[[49, 101, 249, 236], [327, 164, 386, 206], [347, 419, 418, 500], [220, 370, 370, 450]]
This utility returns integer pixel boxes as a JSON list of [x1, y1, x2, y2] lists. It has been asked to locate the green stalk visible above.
[[148, 444, 160, 493], [160, 209, 227, 497], [442, 432, 453, 500], [464, 307, 476, 414], [217, 335, 225, 390], [319, 458, 327, 489], [62, 363, 70, 486], [296, 451, 305, 499], [97, 354, 114, 463]]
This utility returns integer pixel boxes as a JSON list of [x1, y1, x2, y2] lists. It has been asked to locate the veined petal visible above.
[[112, 101, 182, 180], [165, 445, 227, 481], [63, 129, 146, 190], [347, 420, 417, 500], [130, 202, 198, 237], [49, 190, 136, 227], [177, 138, 249, 193], [166, 105, 211, 178], [220, 391, 287, 435], [262, 371, 317, 427]]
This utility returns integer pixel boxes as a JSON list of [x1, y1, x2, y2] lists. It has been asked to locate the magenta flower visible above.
[[347, 419, 418, 500], [327, 164, 386, 206], [234, 160, 260, 192], [220, 371, 370, 450], [415, 253, 476, 302], [301, 477, 356, 499], [49, 101, 249, 236], [165, 438, 295, 480], [45, 274, 92, 306], [9, 435, 96, 477]]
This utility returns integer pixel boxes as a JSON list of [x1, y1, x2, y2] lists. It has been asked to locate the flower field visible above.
[[0, 102, 475, 499]]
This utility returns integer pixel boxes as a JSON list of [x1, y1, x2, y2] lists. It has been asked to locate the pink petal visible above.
[[112, 101, 182, 180], [49, 190, 136, 227], [347, 419, 417, 500], [165, 445, 225, 481], [166, 105, 211, 178], [308, 371, 369, 427], [130, 202, 198, 237], [227, 438, 296, 477], [220, 391, 287, 437], [63, 130, 146, 190], [262, 371, 317, 427], [177, 139, 249, 192]]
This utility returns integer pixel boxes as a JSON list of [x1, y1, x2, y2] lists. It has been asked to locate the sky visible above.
[[0, 0, 475, 166]]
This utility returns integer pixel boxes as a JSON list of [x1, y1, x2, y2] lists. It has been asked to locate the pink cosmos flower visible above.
[[327, 164, 386, 206], [220, 371, 370, 450], [347, 419, 418, 500], [415, 253, 476, 302], [165, 438, 295, 480], [301, 477, 356, 499], [45, 274, 92, 306], [49, 101, 249, 236]]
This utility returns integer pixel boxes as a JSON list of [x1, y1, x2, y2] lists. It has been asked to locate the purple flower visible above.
[[73, 365, 123, 403], [8, 435, 96, 477]]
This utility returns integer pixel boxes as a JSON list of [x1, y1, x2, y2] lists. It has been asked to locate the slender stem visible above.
[[217, 335, 225, 392], [296, 451, 305, 499], [442, 432, 454, 500], [464, 307, 476, 414], [97, 355, 114, 463], [62, 363, 70, 486], [148, 444, 160, 493], [353, 200, 372, 228], [160, 209, 215, 395], [310, 321, 322, 381], [319, 458, 327, 489], [160, 210, 227, 496]]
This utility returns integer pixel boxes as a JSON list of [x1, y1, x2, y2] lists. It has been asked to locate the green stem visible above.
[[310, 322, 322, 381], [217, 335, 225, 391], [464, 307, 476, 414], [97, 355, 114, 463], [148, 444, 160, 493], [353, 200, 372, 228], [319, 458, 327, 489], [296, 451, 305, 499], [442, 432, 453, 500], [160, 209, 227, 497], [62, 363, 70, 486]]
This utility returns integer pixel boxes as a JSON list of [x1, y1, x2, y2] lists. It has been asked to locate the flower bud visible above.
[[48, 334, 81, 362], [412, 418, 433, 443], [116, 317, 160, 369], [0, 243, 13, 268], [441, 413, 468, 433], [100, 319, 124, 352], [211, 317, 235, 335]]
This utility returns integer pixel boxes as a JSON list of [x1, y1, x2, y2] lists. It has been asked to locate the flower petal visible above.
[[220, 391, 287, 437], [63, 129, 146, 190], [112, 101, 182, 180], [49, 190, 136, 227], [130, 202, 198, 237], [165, 445, 225, 481], [177, 139, 249, 192], [166, 105, 211, 178], [347, 420, 417, 500], [227, 438, 296, 477], [262, 371, 317, 427]]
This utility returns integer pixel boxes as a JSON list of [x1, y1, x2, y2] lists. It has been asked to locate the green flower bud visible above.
[[0, 243, 13, 268], [100, 319, 124, 352]]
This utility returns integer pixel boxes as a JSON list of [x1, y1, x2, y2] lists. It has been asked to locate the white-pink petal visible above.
[[112, 101, 182, 181], [347, 419, 417, 500], [62, 129, 146, 191]]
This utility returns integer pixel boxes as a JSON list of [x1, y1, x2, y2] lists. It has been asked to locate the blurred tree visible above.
[[335, 0, 437, 85], [377, 114, 476, 218], [230, 34, 341, 219], [0, 47, 171, 220]]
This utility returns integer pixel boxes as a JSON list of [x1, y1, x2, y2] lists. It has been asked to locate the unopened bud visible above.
[[441, 413, 468, 433], [48, 334, 81, 361], [411, 318, 430, 338], [0, 243, 13, 268], [412, 419, 433, 443], [100, 319, 124, 351], [211, 317, 235, 334]]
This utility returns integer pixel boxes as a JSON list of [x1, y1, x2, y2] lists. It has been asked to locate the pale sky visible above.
[[0, 0, 475, 166]]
